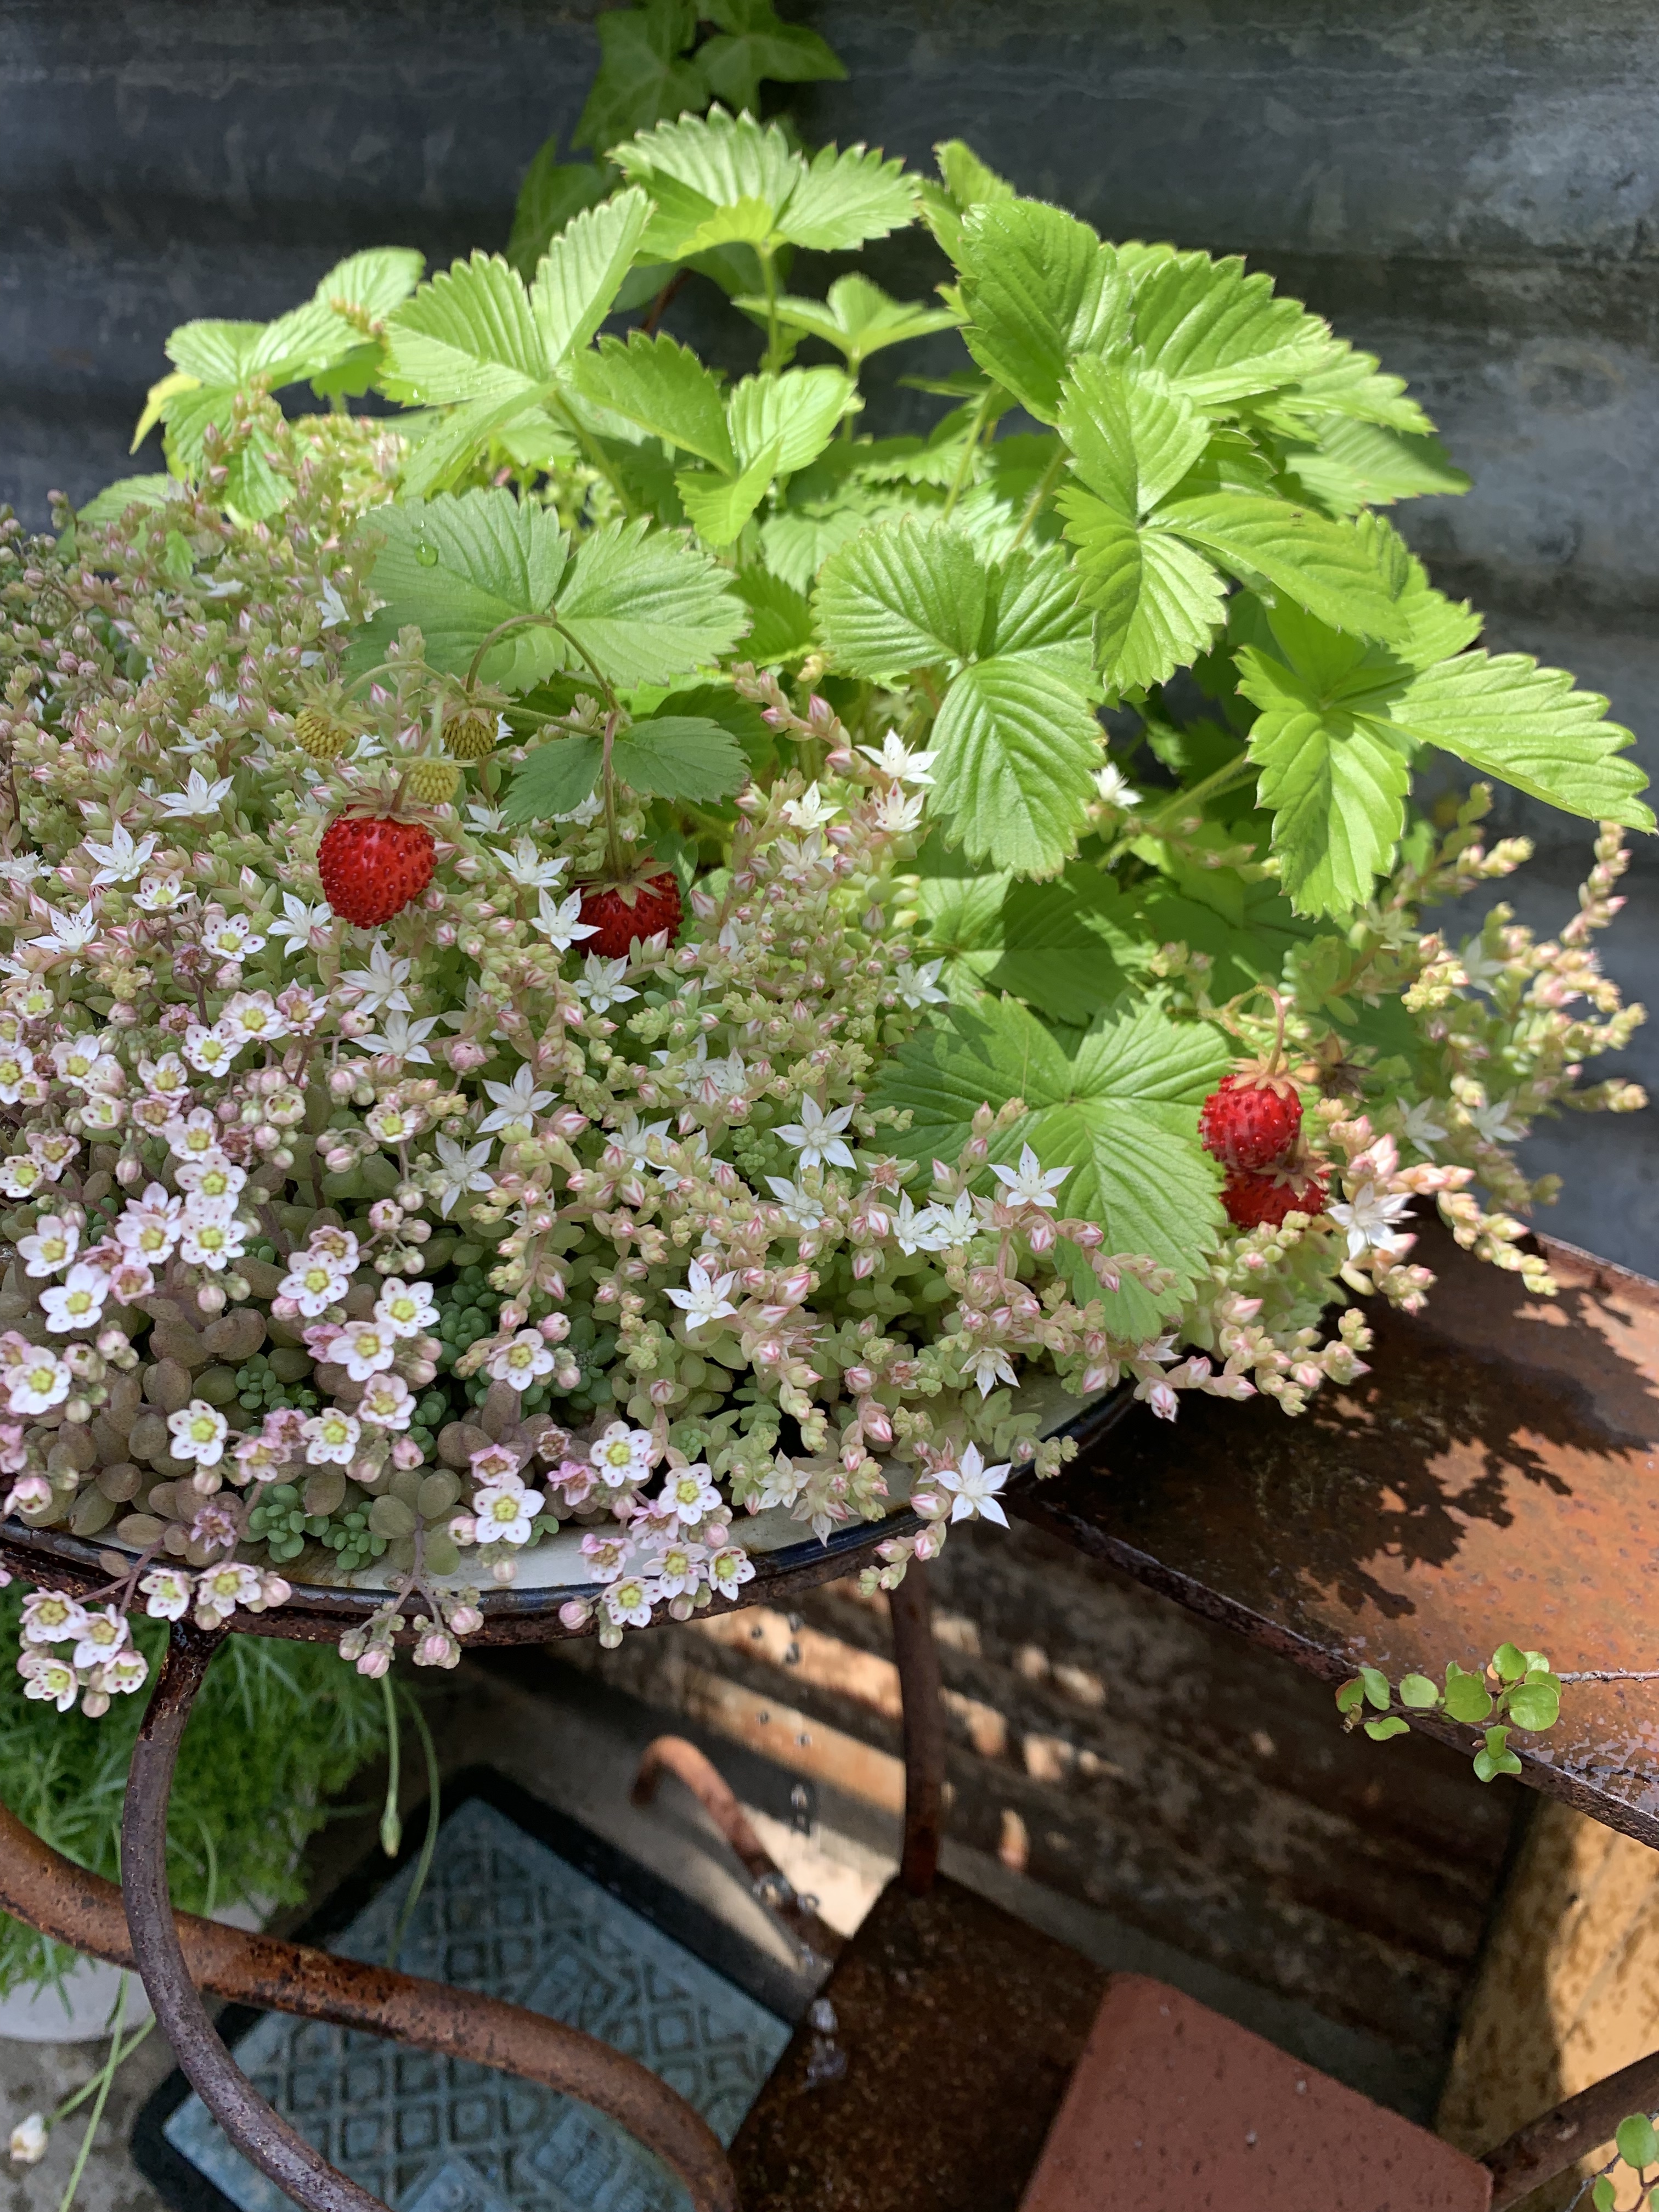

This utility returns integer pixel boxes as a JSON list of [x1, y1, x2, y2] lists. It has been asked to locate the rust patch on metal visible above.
[[1015, 1221, 1659, 1850]]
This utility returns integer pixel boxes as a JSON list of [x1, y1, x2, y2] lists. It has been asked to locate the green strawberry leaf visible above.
[[929, 656, 1102, 878], [555, 517, 752, 686], [871, 995, 1229, 1335], [676, 439, 781, 548], [613, 715, 751, 802], [737, 274, 958, 368], [346, 489, 570, 690], [574, 332, 736, 470], [953, 198, 1128, 423], [503, 735, 605, 823]]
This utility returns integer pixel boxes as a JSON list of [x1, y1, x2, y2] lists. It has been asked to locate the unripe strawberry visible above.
[[407, 759, 461, 805], [295, 707, 351, 761], [1199, 1072, 1302, 1170], [1221, 1163, 1327, 1231], [318, 816, 436, 927], [444, 710, 496, 761], [577, 867, 683, 958]]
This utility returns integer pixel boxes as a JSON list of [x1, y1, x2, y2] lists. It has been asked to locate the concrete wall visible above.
[[3, 0, 1656, 1267]]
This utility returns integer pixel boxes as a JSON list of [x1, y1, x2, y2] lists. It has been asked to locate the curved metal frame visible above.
[[0, 1501, 949, 2212]]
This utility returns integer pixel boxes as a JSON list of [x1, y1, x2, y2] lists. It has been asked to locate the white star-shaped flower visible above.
[[858, 731, 937, 787], [891, 1192, 947, 1255], [84, 822, 159, 885], [871, 787, 926, 836], [894, 958, 947, 1009], [990, 1143, 1070, 1211], [1468, 1098, 1526, 1146], [776, 1097, 857, 1173], [605, 1111, 670, 1172], [1094, 761, 1141, 811], [532, 888, 600, 953], [921, 1190, 977, 1246], [576, 955, 637, 1013], [478, 1062, 555, 1135], [935, 1443, 1011, 1527], [317, 579, 349, 629], [341, 940, 413, 1013], [431, 1135, 494, 1216], [352, 1011, 439, 1064], [1458, 938, 1510, 995], [495, 839, 569, 890], [765, 1175, 825, 1232], [781, 782, 839, 831], [1400, 1099, 1449, 1158], [665, 1260, 739, 1331], [29, 903, 99, 955], [155, 766, 234, 819], [967, 1343, 1018, 1397], [1327, 1181, 1416, 1260], [0, 854, 42, 885]]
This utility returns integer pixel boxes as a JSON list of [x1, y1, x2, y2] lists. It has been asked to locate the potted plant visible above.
[[0, 5, 1645, 1728]]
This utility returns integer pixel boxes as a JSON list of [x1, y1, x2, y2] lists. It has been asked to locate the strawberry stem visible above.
[[464, 611, 619, 716], [601, 714, 625, 883]]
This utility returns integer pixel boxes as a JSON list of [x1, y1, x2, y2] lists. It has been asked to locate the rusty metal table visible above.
[[1006, 1216, 1659, 2204]]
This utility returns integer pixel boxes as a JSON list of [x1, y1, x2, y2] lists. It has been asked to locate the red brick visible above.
[[1020, 1976, 1493, 2212]]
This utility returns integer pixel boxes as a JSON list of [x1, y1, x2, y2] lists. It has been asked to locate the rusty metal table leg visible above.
[[889, 1560, 946, 1895], [102, 1620, 738, 2212]]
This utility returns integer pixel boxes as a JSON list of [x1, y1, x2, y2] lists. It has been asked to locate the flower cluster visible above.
[[0, 392, 1644, 1701]]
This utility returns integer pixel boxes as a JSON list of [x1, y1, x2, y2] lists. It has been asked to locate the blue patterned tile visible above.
[[163, 1798, 789, 2212]]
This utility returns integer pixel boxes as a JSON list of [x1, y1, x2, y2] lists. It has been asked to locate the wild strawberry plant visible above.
[[0, 7, 1648, 1713]]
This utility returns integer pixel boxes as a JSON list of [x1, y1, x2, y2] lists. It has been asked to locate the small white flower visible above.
[[358, 1373, 415, 1429], [1327, 1181, 1416, 1260], [352, 1011, 438, 1065], [203, 912, 266, 963], [532, 887, 600, 954], [665, 1260, 739, 1331], [1469, 1098, 1527, 1146], [134, 871, 188, 913], [871, 786, 926, 836], [891, 1192, 947, 1256], [776, 1097, 857, 1173], [606, 1111, 671, 1172], [156, 766, 234, 819], [268, 893, 331, 953], [935, 1443, 1011, 1527], [893, 958, 947, 1009], [967, 1343, 1018, 1397], [84, 822, 159, 886], [279, 1253, 350, 1317], [70, 1605, 130, 1673], [707, 1545, 755, 1600], [1458, 938, 1510, 995], [575, 955, 637, 1014], [781, 782, 839, 831], [375, 1279, 436, 1339], [645, 1538, 706, 1599], [168, 1398, 230, 1466], [1094, 761, 1141, 811], [430, 1135, 494, 1216], [317, 579, 349, 629], [341, 940, 414, 1014], [18, 1650, 80, 1712], [40, 1262, 110, 1333], [29, 902, 101, 956], [859, 731, 937, 786], [0, 855, 42, 886], [922, 1191, 976, 1246], [602, 1575, 655, 1629], [216, 990, 287, 1045], [179, 1214, 247, 1271], [302, 1408, 360, 1466], [5, 1346, 70, 1414], [658, 1463, 722, 1525], [140, 1568, 193, 1621], [590, 1422, 653, 1488], [0, 1044, 35, 1104], [495, 839, 569, 890], [176, 1154, 246, 1204], [19, 1214, 78, 1277], [990, 1143, 1070, 1211], [183, 1023, 241, 1075], [338, 1320, 395, 1381], [473, 1480, 545, 1545], [486, 1329, 556, 1390], [766, 1176, 825, 1232], [478, 1063, 555, 1135], [1400, 1099, 1449, 1158]]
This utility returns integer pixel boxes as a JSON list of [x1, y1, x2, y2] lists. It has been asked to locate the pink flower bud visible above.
[[851, 1251, 877, 1279], [558, 1599, 591, 1630], [328, 1066, 357, 1099], [356, 1645, 391, 1679], [448, 1604, 483, 1636], [7, 1473, 53, 1514], [550, 1108, 588, 1140], [196, 1284, 226, 1316], [648, 1378, 675, 1404], [391, 1437, 424, 1469], [911, 1487, 949, 1521], [843, 1366, 872, 1395]]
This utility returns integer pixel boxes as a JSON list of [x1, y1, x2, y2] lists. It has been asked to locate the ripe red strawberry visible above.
[[1221, 1162, 1328, 1231], [318, 816, 436, 927], [1199, 1071, 1303, 1170], [578, 867, 682, 958]]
